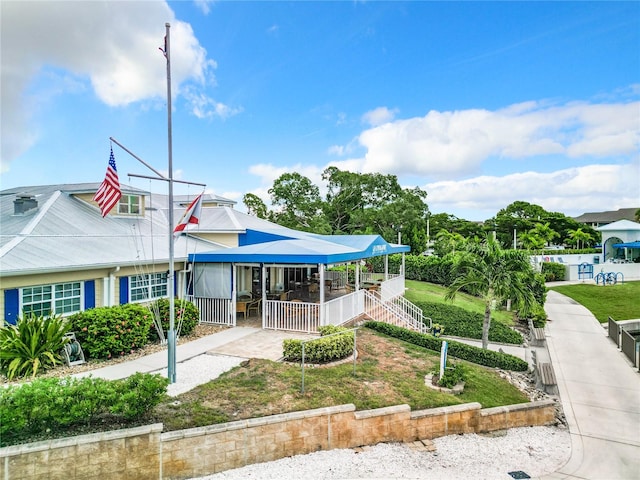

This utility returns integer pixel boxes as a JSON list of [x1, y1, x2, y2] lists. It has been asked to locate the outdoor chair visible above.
[[236, 301, 249, 319], [247, 298, 261, 317]]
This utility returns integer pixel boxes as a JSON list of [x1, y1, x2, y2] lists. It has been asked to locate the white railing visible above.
[[190, 297, 235, 326], [391, 295, 431, 330], [360, 272, 385, 283], [380, 275, 405, 302], [326, 270, 347, 289], [264, 300, 320, 333], [363, 290, 429, 334], [321, 290, 365, 327]]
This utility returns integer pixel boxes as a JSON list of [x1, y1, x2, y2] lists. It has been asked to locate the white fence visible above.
[[190, 297, 235, 326], [321, 290, 365, 327], [263, 300, 320, 333], [380, 275, 405, 301]]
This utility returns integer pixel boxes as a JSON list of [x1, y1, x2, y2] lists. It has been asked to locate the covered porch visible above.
[[187, 234, 415, 333]]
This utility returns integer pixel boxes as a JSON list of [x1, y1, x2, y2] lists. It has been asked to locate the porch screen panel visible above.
[[194, 263, 231, 299]]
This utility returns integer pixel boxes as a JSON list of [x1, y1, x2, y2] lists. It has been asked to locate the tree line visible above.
[[243, 168, 599, 254]]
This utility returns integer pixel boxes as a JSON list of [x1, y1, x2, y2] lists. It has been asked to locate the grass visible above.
[[154, 328, 529, 433], [404, 279, 515, 325], [549, 280, 640, 323]]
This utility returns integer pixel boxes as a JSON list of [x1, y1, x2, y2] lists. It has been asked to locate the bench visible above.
[[531, 327, 546, 346], [537, 362, 558, 395]]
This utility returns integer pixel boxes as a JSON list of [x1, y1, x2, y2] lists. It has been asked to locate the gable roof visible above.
[[597, 219, 640, 232], [574, 207, 639, 224], [0, 184, 232, 276]]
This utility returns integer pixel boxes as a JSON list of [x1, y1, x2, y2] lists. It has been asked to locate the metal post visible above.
[[165, 22, 176, 384]]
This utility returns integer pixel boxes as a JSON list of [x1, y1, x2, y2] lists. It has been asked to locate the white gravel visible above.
[[191, 427, 571, 480], [155, 353, 247, 397], [157, 354, 571, 480]]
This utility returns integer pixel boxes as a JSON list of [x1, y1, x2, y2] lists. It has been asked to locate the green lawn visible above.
[[549, 281, 640, 323], [404, 279, 515, 325]]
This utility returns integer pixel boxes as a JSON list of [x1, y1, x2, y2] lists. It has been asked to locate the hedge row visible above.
[[69, 299, 200, 360], [283, 325, 354, 363], [364, 321, 528, 371], [0, 373, 168, 447], [415, 301, 523, 345]]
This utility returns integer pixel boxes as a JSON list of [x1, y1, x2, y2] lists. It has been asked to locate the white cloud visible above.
[[424, 162, 640, 219], [356, 99, 640, 179], [0, 1, 217, 167], [194, 0, 215, 15], [183, 87, 243, 120], [361, 106, 398, 127]]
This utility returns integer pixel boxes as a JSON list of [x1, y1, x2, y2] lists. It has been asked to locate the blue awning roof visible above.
[[189, 234, 410, 265], [612, 241, 640, 248]]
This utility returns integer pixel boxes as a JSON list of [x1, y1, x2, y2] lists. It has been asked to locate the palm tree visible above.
[[531, 222, 560, 248], [445, 236, 538, 349], [568, 227, 593, 250]]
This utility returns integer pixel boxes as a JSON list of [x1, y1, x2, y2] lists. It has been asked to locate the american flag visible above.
[[93, 147, 121, 217]]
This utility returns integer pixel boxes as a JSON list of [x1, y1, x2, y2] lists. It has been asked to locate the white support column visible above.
[[318, 263, 325, 326], [261, 264, 267, 328]]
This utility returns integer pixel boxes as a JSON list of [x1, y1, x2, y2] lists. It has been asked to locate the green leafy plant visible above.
[[0, 314, 72, 380], [365, 321, 528, 371], [283, 325, 354, 363], [148, 298, 200, 342], [416, 301, 523, 345], [432, 362, 467, 389], [0, 373, 168, 446], [69, 304, 152, 360]]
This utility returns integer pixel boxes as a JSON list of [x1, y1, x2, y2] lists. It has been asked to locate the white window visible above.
[[118, 195, 141, 215], [130, 273, 168, 302], [21, 282, 82, 317]]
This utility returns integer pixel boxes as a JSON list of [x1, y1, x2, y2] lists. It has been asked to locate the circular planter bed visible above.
[[424, 373, 465, 395]]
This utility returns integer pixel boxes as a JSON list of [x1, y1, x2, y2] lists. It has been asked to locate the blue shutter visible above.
[[84, 280, 95, 310], [119, 277, 129, 305], [4, 289, 19, 325]]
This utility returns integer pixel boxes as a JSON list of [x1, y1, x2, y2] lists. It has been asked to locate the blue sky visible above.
[[2, 1, 639, 221]]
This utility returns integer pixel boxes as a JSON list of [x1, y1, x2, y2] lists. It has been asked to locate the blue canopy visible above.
[[612, 241, 640, 248], [190, 233, 409, 265]]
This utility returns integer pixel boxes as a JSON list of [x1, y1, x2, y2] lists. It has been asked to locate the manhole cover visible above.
[[508, 472, 531, 479]]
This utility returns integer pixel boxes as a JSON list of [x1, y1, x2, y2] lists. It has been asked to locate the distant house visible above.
[[598, 220, 640, 263], [574, 208, 639, 228]]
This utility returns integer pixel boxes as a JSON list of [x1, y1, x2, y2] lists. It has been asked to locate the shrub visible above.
[[147, 298, 200, 342], [433, 362, 467, 388], [541, 262, 566, 282], [69, 304, 153, 360], [414, 301, 523, 345], [0, 373, 168, 447], [0, 314, 72, 380], [365, 321, 528, 371], [283, 326, 354, 363]]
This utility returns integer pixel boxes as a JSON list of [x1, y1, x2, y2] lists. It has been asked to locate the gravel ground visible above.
[[154, 353, 247, 397], [154, 354, 571, 480], [190, 426, 571, 480]]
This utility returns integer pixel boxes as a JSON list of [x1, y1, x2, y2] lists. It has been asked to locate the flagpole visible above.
[[165, 22, 177, 384]]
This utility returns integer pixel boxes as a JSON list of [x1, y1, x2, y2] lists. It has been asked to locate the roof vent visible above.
[[14, 195, 38, 215]]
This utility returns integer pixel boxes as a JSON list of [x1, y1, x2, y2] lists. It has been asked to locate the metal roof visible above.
[[597, 220, 640, 232]]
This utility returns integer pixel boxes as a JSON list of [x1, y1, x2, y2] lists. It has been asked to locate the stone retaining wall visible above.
[[1, 400, 557, 480]]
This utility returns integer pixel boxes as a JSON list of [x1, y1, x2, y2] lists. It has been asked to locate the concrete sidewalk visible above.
[[542, 290, 640, 480], [73, 327, 261, 380]]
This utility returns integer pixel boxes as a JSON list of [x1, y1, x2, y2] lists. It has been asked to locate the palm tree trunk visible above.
[[482, 303, 491, 349]]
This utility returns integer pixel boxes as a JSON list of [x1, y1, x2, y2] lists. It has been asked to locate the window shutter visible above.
[[119, 277, 129, 305], [4, 289, 19, 325], [84, 280, 95, 310]]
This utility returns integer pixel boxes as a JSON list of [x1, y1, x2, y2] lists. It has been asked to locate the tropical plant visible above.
[[567, 227, 593, 250], [0, 314, 72, 380], [445, 236, 539, 349]]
